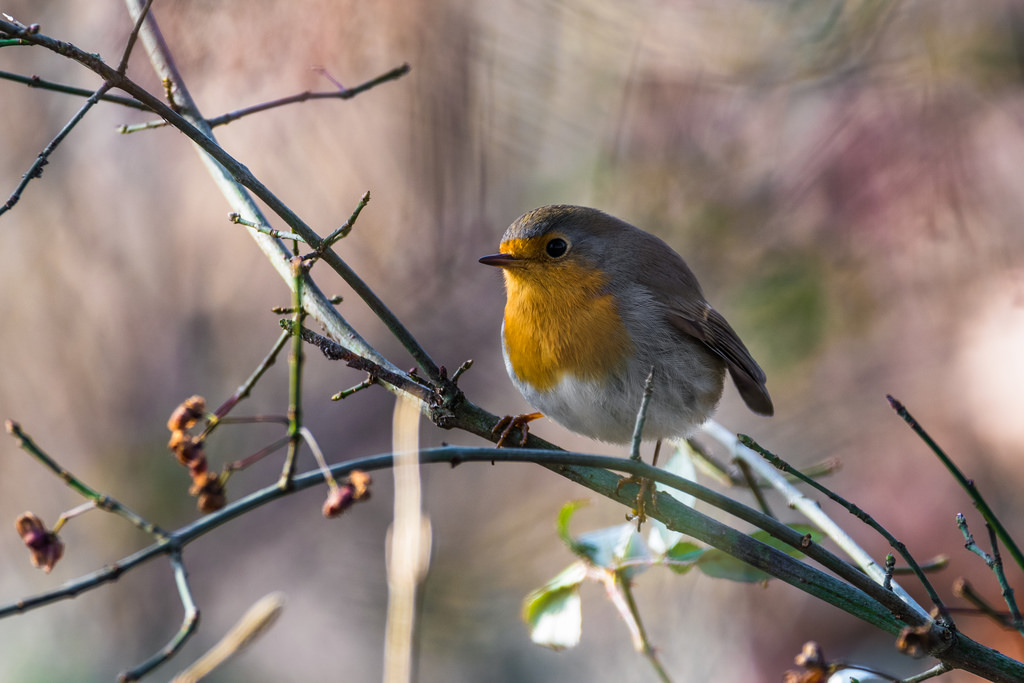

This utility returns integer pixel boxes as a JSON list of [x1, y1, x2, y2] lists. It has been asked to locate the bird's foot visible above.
[[492, 412, 543, 448], [616, 474, 658, 530]]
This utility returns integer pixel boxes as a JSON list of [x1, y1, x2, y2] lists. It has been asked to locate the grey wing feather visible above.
[[668, 302, 774, 416], [622, 228, 774, 416]]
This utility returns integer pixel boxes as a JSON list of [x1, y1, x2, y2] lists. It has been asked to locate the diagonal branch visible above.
[[119, 63, 411, 133], [1, 12, 434, 383]]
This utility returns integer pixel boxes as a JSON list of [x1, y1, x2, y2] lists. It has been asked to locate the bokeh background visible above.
[[3, 1, 1024, 681]]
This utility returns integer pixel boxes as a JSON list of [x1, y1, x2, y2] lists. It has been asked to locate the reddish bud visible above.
[[15, 512, 64, 573], [322, 471, 372, 518]]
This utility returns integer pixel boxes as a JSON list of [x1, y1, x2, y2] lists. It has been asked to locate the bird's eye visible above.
[[545, 237, 568, 258]]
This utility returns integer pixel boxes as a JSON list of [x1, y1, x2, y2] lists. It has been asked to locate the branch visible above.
[[738, 430, 941, 622], [120, 550, 199, 681], [119, 1, 439, 383], [704, 421, 929, 621], [118, 63, 411, 133], [888, 395, 1024, 573], [5, 446, 1019, 679], [0, 12, 436, 383], [0, 70, 149, 109], [6, 420, 167, 539]]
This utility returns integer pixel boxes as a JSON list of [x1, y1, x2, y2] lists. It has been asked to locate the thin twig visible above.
[[171, 593, 284, 683], [228, 212, 306, 242], [888, 395, 1024, 573], [118, 63, 411, 133], [280, 258, 306, 487], [5, 420, 167, 538], [987, 523, 1024, 636], [734, 457, 774, 518], [0, 70, 150, 108], [332, 376, 376, 400], [115, 0, 154, 73], [299, 427, 339, 492], [304, 190, 371, 262], [281, 320, 435, 404], [958, 513, 994, 564], [739, 433, 949, 625], [629, 368, 655, 462], [893, 555, 948, 575], [704, 422, 927, 622], [119, 550, 199, 681], [449, 359, 473, 384], [899, 662, 952, 682], [613, 574, 672, 683], [1, 80, 113, 215], [205, 331, 291, 434], [51, 501, 98, 534], [953, 578, 1014, 628], [224, 435, 291, 474], [883, 554, 896, 591]]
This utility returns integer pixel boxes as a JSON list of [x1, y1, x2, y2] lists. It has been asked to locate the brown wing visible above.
[[667, 301, 774, 416], [601, 217, 774, 416]]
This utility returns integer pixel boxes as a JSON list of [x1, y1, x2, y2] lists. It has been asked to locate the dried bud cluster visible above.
[[167, 395, 227, 512]]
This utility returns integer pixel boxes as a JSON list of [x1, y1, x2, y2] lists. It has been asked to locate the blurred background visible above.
[[3, 1, 1024, 681]]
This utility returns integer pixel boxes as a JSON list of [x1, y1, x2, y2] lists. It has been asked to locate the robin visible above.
[[480, 204, 772, 450]]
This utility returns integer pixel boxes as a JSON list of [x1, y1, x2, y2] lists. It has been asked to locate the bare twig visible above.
[[304, 190, 371, 262], [118, 63, 411, 134], [960, 514, 1024, 636], [739, 432, 947, 624], [705, 422, 928, 622], [0, 80, 112, 215], [280, 320, 436, 405], [6, 420, 167, 539], [734, 457, 774, 518], [900, 662, 953, 682], [953, 577, 1014, 627], [279, 257, 307, 488], [228, 212, 306, 242], [0, 70, 149, 108], [120, 550, 199, 681], [611, 573, 672, 683], [205, 331, 291, 432], [115, 0, 154, 73], [889, 395, 1024, 574], [629, 368, 655, 462]]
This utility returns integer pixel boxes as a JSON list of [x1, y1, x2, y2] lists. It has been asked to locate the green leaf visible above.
[[555, 500, 598, 560], [696, 548, 772, 583], [646, 440, 696, 553], [522, 562, 587, 650], [576, 523, 651, 579], [662, 540, 706, 574], [556, 502, 652, 576]]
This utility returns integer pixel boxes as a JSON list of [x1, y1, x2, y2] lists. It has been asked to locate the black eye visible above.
[[545, 237, 568, 258]]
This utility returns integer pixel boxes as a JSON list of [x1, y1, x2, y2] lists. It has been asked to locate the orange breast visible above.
[[501, 261, 633, 392]]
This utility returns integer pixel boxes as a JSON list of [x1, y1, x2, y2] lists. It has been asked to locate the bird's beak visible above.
[[479, 253, 524, 268]]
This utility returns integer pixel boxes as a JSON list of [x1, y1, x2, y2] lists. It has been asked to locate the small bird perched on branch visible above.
[[480, 204, 772, 450]]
